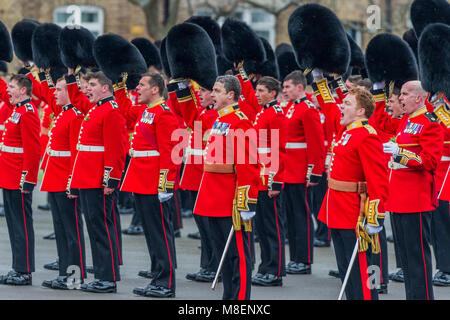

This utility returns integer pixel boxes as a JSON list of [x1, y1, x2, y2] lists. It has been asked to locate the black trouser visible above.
[[209, 216, 252, 300], [392, 212, 434, 300], [372, 227, 389, 285], [188, 190, 218, 272], [171, 190, 183, 231], [134, 194, 176, 291], [331, 228, 379, 300], [389, 212, 403, 269], [2, 189, 35, 273], [112, 189, 123, 265], [284, 183, 314, 264], [79, 189, 120, 282], [308, 173, 330, 242], [255, 190, 286, 276], [431, 200, 450, 273], [48, 192, 86, 279]]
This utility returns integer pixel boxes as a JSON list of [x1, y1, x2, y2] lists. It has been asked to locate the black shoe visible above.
[[141, 285, 175, 298], [186, 271, 198, 281], [0, 207, 4, 217], [43, 260, 59, 271], [314, 239, 330, 247], [122, 225, 144, 235], [42, 276, 70, 290], [43, 232, 56, 240], [6, 272, 32, 285], [286, 263, 311, 274], [80, 280, 116, 293], [138, 270, 156, 279], [0, 271, 18, 284], [252, 272, 265, 281], [174, 230, 181, 238], [38, 203, 51, 211], [181, 209, 193, 218], [329, 269, 340, 278], [86, 266, 95, 274], [389, 269, 404, 283], [386, 234, 394, 243], [378, 283, 388, 294], [433, 271, 450, 287], [252, 273, 282, 287], [195, 270, 217, 282], [187, 231, 201, 240]]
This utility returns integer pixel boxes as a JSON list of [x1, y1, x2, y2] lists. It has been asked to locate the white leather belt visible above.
[[388, 161, 408, 170], [77, 144, 105, 152], [129, 149, 160, 158], [48, 149, 71, 157], [441, 156, 450, 162], [285, 142, 307, 149], [257, 147, 271, 154], [187, 148, 205, 156], [1, 145, 24, 154]]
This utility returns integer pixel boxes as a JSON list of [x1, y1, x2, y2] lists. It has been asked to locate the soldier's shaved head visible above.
[[404, 80, 427, 100], [399, 80, 427, 115]]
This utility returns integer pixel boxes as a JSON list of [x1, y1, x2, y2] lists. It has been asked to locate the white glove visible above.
[[383, 141, 399, 156], [366, 224, 383, 235], [312, 68, 324, 79], [373, 81, 385, 90], [240, 211, 256, 221], [158, 192, 173, 203]]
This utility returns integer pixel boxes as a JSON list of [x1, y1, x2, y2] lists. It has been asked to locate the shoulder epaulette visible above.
[[363, 124, 377, 135], [424, 112, 438, 122], [235, 110, 248, 120], [25, 103, 35, 112], [160, 103, 171, 111]]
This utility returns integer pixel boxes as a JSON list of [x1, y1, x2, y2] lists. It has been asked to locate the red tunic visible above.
[[70, 96, 126, 189], [119, 95, 178, 195], [194, 103, 260, 217], [318, 120, 389, 229], [173, 85, 218, 191], [0, 81, 41, 191], [284, 96, 325, 183]]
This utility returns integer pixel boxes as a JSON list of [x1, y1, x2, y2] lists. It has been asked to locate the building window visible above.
[[54, 5, 104, 37], [347, 22, 362, 47]]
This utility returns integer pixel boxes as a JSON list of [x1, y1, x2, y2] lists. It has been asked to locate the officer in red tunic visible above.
[[377, 81, 443, 300], [318, 86, 389, 300], [282, 70, 325, 274], [251, 76, 288, 287], [194, 75, 260, 300], [171, 80, 220, 283], [69, 72, 126, 293], [115, 72, 178, 298], [0, 74, 41, 285]]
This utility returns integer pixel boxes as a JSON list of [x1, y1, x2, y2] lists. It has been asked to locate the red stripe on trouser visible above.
[[304, 187, 311, 263], [419, 213, 430, 300], [74, 199, 84, 277], [357, 250, 372, 300], [112, 199, 122, 264], [274, 197, 282, 276], [160, 203, 173, 289], [236, 230, 247, 300], [21, 193, 30, 273], [103, 194, 116, 282]]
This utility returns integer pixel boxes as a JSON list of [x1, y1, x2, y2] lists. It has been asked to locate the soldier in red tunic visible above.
[[318, 86, 389, 300], [69, 72, 126, 293], [193, 75, 260, 300], [115, 73, 178, 298], [0, 74, 41, 285], [282, 70, 325, 274], [376, 80, 443, 300]]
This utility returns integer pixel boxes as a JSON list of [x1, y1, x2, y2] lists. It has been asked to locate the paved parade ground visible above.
[[0, 187, 448, 301]]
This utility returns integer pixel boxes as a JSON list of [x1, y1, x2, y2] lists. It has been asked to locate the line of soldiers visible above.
[[0, 0, 449, 301]]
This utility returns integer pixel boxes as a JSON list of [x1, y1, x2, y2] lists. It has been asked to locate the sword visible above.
[[211, 226, 234, 290]]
